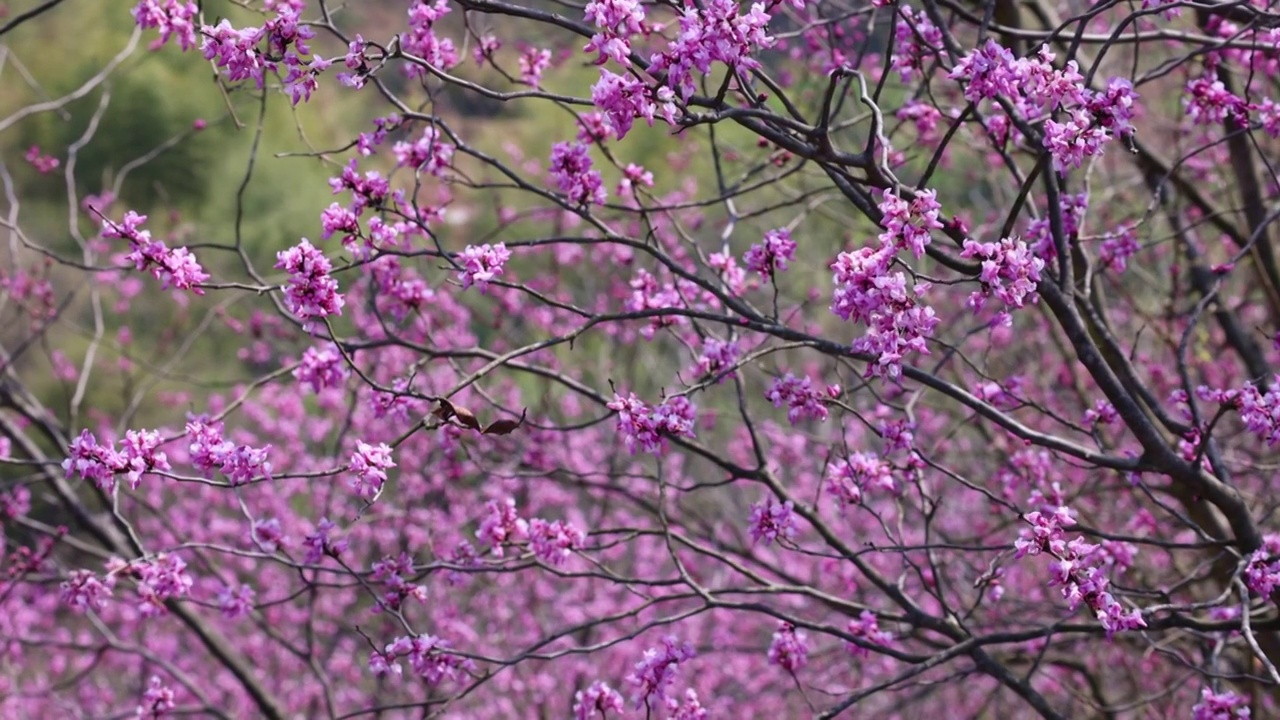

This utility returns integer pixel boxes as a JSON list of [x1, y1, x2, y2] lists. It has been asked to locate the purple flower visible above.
[[63, 429, 126, 491], [137, 676, 176, 719], [748, 497, 798, 545], [625, 636, 695, 709], [457, 243, 512, 292], [826, 452, 897, 509], [392, 126, 454, 176], [744, 228, 797, 277], [845, 610, 894, 657], [765, 373, 830, 425], [293, 344, 349, 393], [1192, 688, 1252, 720], [528, 518, 586, 565], [132, 0, 199, 51], [349, 441, 395, 500], [60, 569, 113, 613], [476, 498, 530, 557], [402, 0, 460, 75], [607, 392, 697, 454], [217, 584, 255, 619], [103, 211, 209, 294], [960, 235, 1045, 311], [549, 142, 607, 206], [275, 239, 346, 326], [302, 518, 349, 564], [574, 681, 625, 720], [767, 622, 809, 672]]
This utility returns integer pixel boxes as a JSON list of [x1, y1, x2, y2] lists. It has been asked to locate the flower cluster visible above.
[[584, 0, 646, 66], [302, 518, 349, 564], [24, 145, 59, 174], [107, 553, 194, 618], [748, 497, 798, 545], [959, 235, 1044, 311], [131, 0, 198, 51], [528, 518, 587, 566], [950, 42, 1137, 172], [617, 163, 654, 197], [549, 142, 607, 206], [63, 428, 171, 493], [186, 420, 273, 485], [519, 46, 552, 86], [606, 392, 697, 454], [591, 70, 678, 140], [293, 344, 349, 393], [1014, 507, 1146, 636], [457, 243, 512, 292], [890, 7, 943, 81], [217, 584, 255, 619], [102, 211, 209, 294], [1183, 76, 1249, 126], [651, 0, 774, 100], [626, 636, 696, 709], [826, 452, 897, 508], [476, 498, 530, 557], [766, 622, 808, 672], [692, 337, 740, 381], [573, 681, 626, 720], [844, 610, 894, 657], [764, 373, 831, 425], [60, 569, 113, 612], [275, 239, 346, 327], [403, 0, 460, 74], [199, 5, 315, 90], [1233, 379, 1280, 447], [1243, 534, 1280, 598], [1191, 688, 1252, 720], [830, 189, 942, 379], [349, 441, 396, 501], [371, 634, 474, 684], [370, 553, 428, 612], [328, 159, 390, 214], [392, 125, 455, 176], [744, 228, 797, 278], [137, 676, 177, 719]]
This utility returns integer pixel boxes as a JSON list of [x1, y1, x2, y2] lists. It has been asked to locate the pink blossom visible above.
[[132, 0, 198, 51], [349, 441, 395, 500], [744, 228, 797, 277], [457, 243, 512, 292], [626, 636, 695, 709], [549, 142, 607, 206], [275, 239, 346, 325], [767, 622, 808, 672], [748, 497, 798, 545]]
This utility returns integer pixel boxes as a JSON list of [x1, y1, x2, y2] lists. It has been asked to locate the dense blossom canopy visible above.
[[2, 0, 1280, 718]]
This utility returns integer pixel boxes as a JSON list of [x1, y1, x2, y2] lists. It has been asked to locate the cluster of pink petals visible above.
[[625, 636, 696, 709], [607, 392, 697, 454], [275, 239, 346, 326], [186, 420, 273, 485], [830, 189, 943, 379], [63, 428, 171, 492], [767, 622, 809, 672], [960, 235, 1045, 311], [1015, 507, 1146, 637], [102, 211, 209, 294], [131, 0, 198, 51], [744, 228, 797, 277], [457, 243, 512, 292], [764, 373, 832, 425]]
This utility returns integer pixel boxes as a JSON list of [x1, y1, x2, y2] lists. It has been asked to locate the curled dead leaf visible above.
[[482, 408, 528, 436]]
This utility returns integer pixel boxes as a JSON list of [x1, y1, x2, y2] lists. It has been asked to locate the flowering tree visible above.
[[3, 0, 1280, 717]]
